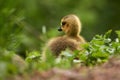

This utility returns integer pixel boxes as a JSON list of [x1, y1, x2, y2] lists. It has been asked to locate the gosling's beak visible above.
[[58, 27, 62, 31]]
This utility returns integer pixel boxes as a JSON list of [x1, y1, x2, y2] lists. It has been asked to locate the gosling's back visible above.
[[48, 36, 80, 56]]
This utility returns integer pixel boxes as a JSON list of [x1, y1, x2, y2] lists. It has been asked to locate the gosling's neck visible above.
[[65, 32, 81, 41]]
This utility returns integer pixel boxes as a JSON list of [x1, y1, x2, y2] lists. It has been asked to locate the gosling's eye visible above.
[[62, 22, 66, 26]]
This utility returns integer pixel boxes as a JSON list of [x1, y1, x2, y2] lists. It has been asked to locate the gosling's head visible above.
[[58, 14, 81, 36]]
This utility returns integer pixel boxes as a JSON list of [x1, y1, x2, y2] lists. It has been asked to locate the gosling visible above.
[[46, 14, 86, 56]]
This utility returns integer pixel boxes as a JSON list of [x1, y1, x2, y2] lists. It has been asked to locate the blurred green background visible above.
[[0, 0, 120, 57]]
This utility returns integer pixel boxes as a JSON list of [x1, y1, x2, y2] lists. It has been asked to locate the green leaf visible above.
[[104, 30, 112, 38], [116, 30, 120, 39]]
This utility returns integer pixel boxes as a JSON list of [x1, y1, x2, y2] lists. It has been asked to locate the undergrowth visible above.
[[0, 30, 120, 79]]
